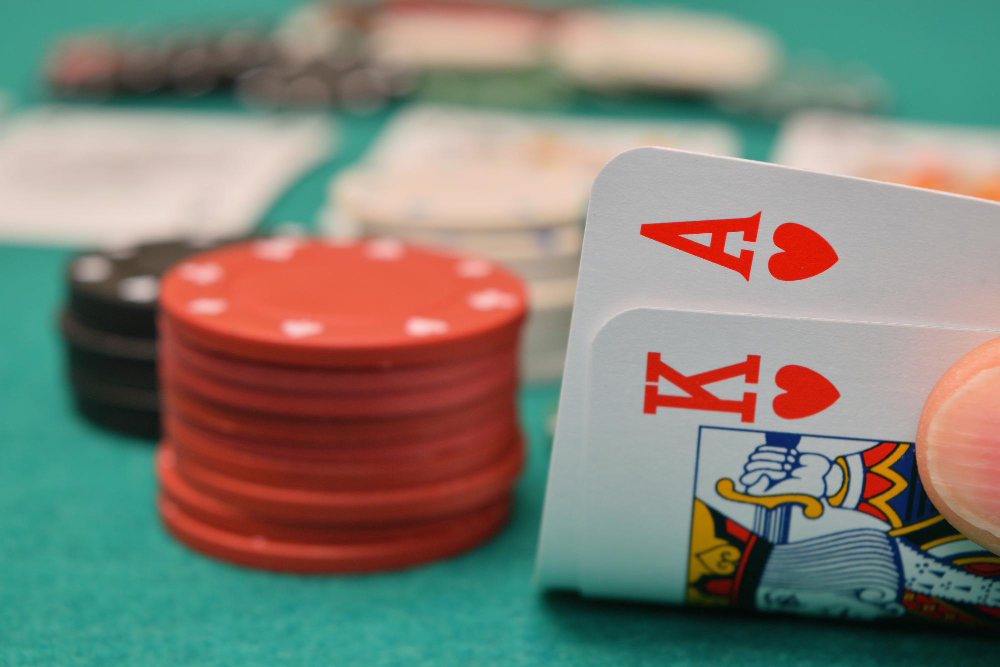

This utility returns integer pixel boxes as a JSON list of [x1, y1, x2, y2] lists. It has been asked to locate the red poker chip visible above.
[[159, 238, 527, 368], [167, 413, 517, 490], [163, 320, 518, 393], [167, 410, 518, 463], [159, 495, 510, 573], [164, 384, 517, 446], [165, 437, 523, 525], [161, 346, 517, 418], [159, 451, 511, 545]]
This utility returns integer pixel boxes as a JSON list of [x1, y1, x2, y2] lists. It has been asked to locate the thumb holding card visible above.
[[919, 338, 1000, 556]]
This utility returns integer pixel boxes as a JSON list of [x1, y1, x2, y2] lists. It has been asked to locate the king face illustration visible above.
[[686, 429, 1000, 626]]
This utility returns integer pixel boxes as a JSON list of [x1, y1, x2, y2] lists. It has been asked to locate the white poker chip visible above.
[[336, 164, 589, 231], [368, 105, 742, 171], [499, 249, 580, 282], [355, 222, 584, 258], [522, 303, 573, 353], [522, 277, 576, 354], [550, 9, 780, 93], [318, 203, 364, 240], [325, 199, 582, 279], [369, 5, 546, 72], [520, 346, 567, 384], [529, 276, 576, 311]]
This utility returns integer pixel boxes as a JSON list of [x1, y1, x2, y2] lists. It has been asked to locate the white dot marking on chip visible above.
[[73, 255, 113, 282], [455, 258, 493, 278], [253, 238, 302, 262], [468, 289, 519, 311], [364, 238, 405, 261], [188, 298, 228, 315], [405, 316, 450, 337], [281, 319, 324, 339], [455, 259, 493, 278], [118, 275, 159, 303], [178, 262, 224, 286]]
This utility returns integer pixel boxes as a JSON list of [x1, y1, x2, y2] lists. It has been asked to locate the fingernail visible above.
[[925, 366, 1000, 538]]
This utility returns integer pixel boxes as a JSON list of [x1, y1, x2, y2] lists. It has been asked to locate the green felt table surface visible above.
[[3, 1, 1000, 664]]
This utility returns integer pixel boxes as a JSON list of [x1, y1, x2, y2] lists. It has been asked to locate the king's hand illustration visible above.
[[738, 445, 842, 499]]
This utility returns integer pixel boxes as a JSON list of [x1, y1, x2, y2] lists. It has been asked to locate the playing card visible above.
[[537, 147, 1000, 608], [546, 307, 1000, 624], [0, 106, 334, 246], [773, 112, 1000, 201], [566, 148, 1000, 330], [368, 104, 741, 170]]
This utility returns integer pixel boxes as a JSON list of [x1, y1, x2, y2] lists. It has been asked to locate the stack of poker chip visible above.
[[44, 17, 414, 113], [331, 164, 582, 383], [240, 2, 416, 112], [60, 238, 231, 438], [155, 237, 527, 573], [45, 27, 275, 99]]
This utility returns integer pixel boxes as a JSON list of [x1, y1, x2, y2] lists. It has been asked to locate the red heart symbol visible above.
[[767, 223, 838, 281], [772, 365, 840, 419]]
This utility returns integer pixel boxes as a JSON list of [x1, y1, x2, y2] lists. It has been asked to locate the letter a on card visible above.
[[640, 213, 760, 280]]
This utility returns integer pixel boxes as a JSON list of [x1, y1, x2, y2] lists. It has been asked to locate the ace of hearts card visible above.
[[536, 147, 1000, 627]]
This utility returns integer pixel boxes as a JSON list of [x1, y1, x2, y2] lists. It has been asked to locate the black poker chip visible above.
[[72, 394, 161, 439], [69, 365, 160, 413], [59, 309, 157, 360], [167, 41, 222, 97], [117, 42, 171, 94], [66, 238, 232, 338], [61, 236, 244, 439], [236, 62, 399, 111], [61, 309, 158, 389], [69, 364, 161, 438], [213, 28, 275, 81], [65, 345, 158, 390]]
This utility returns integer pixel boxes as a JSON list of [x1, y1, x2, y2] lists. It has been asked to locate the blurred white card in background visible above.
[[322, 104, 738, 241], [773, 112, 1000, 201], [0, 106, 334, 245]]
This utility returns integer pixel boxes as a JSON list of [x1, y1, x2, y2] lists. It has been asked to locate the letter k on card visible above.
[[643, 352, 840, 422], [639, 213, 838, 282], [585, 308, 999, 460]]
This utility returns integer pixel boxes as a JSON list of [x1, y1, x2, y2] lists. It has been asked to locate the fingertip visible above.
[[917, 337, 1000, 555]]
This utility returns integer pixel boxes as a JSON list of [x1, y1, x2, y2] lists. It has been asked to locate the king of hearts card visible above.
[[536, 148, 1000, 626]]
